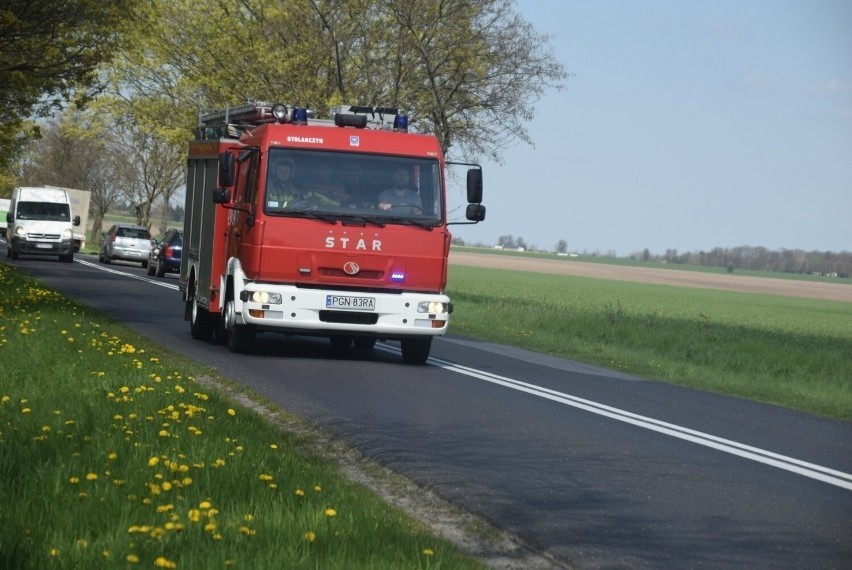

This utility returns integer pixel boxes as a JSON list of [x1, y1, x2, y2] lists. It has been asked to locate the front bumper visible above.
[[236, 285, 451, 339], [12, 237, 74, 256]]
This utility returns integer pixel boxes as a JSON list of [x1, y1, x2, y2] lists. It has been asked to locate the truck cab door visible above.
[[226, 150, 260, 268]]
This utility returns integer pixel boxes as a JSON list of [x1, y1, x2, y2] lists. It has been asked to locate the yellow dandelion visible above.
[[188, 509, 201, 522], [295, 489, 305, 497], [50, 548, 60, 557], [126, 553, 140, 563], [325, 508, 337, 517], [154, 556, 176, 568], [304, 531, 316, 542], [148, 457, 160, 467], [86, 473, 98, 481], [227, 408, 236, 416], [423, 548, 435, 556], [199, 500, 212, 509]]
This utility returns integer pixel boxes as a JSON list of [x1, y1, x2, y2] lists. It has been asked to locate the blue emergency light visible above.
[[393, 114, 409, 132], [292, 107, 309, 125]]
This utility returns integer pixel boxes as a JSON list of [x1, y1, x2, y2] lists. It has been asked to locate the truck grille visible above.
[[318, 268, 383, 279], [27, 233, 61, 240]]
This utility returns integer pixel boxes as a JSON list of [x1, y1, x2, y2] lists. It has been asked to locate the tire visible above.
[[224, 298, 255, 353], [10, 245, 18, 260], [330, 335, 353, 349], [189, 299, 215, 341], [401, 337, 432, 364], [354, 337, 377, 351], [141, 260, 148, 269], [60, 252, 74, 263], [155, 258, 165, 277], [147, 261, 156, 276]]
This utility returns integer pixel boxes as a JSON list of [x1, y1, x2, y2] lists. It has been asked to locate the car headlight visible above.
[[62, 229, 74, 239], [418, 301, 448, 314], [249, 291, 282, 304], [15, 226, 25, 237]]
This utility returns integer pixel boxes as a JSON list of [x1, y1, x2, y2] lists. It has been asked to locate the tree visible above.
[[18, 110, 128, 242], [0, 0, 136, 189], [106, 0, 567, 164], [556, 239, 568, 254], [109, 117, 184, 229]]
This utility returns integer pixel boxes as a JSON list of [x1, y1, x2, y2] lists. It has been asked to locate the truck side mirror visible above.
[[465, 203, 486, 222], [5, 213, 11, 223], [73, 215, 81, 226], [218, 152, 235, 187], [466, 168, 483, 204], [213, 188, 230, 204]]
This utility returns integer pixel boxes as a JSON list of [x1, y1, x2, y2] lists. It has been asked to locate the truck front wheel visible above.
[[401, 338, 432, 365], [224, 298, 255, 353]]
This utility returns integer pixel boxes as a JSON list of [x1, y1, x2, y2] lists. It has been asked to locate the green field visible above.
[[447, 265, 852, 421]]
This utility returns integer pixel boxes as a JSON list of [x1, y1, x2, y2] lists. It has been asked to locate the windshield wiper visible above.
[[286, 210, 338, 224], [381, 217, 436, 230], [337, 213, 386, 227]]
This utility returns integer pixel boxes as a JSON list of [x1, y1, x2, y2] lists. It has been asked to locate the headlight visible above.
[[62, 229, 74, 239], [418, 301, 447, 314], [249, 291, 282, 304], [15, 226, 25, 236]]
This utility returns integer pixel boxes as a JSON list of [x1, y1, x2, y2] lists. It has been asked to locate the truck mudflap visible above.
[[234, 284, 451, 338]]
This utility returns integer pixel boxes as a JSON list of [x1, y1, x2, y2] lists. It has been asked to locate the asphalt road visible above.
[[5, 249, 852, 569]]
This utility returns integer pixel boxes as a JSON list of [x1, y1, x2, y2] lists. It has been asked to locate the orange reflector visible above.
[[248, 309, 264, 318], [432, 320, 445, 329]]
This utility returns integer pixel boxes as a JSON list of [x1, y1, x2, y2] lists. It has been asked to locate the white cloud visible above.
[[811, 79, 852, 97]]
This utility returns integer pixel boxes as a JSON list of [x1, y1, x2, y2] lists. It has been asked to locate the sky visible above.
[[450, 0, 852, 256]]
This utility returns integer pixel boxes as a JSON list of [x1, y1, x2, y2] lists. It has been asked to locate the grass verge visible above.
[[447, 266, 852, 421], [0, 264, 484, 569]]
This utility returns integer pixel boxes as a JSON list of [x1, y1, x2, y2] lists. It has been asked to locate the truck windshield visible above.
[[15, 201, 70, 222], [264, 150, 443, 226]]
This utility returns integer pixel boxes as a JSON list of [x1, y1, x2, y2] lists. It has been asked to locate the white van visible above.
[[5, 187, 80, 263]]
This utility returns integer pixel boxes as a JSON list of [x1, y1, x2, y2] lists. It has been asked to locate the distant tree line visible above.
[[636, 246, 851, 277], [450, 236, 850, 278]]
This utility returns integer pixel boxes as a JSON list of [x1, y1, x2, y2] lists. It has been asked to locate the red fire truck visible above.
[[180, 102, 485, 364]]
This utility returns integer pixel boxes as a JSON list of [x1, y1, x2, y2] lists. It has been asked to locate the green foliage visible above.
[[0, 0, 137, 179], [0, 264, 481, 569], [447, 266, 852, 420]]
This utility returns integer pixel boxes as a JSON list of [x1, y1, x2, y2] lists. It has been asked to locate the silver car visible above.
[[99, 224, 152, 268]]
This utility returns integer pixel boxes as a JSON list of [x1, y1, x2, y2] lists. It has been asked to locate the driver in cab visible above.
[[378, 167, 421, 214]]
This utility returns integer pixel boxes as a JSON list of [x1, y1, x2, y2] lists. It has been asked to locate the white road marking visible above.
[[377, 345, 852, 491], [76, 258, 180, 290]]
